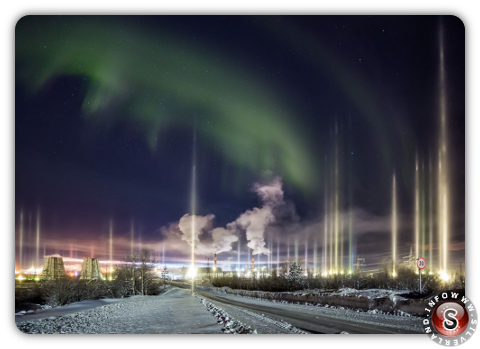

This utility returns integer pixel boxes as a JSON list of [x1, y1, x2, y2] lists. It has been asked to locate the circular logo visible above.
[[432, 301, 469, 336]]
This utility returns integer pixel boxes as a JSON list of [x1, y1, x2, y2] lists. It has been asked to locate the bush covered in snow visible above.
[[39, 278, 114, 307]]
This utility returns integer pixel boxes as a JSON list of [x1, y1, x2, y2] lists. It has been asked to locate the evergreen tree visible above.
[[286, 262, 308, 291]]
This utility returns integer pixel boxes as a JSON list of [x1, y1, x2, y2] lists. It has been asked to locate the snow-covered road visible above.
[[194, 288, 424, 334]]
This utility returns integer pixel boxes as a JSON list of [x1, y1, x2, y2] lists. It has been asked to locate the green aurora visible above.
[[16, 16, 318, 193]]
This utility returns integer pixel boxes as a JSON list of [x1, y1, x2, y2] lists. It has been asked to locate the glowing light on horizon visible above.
[[439, 270, 450, 282], [23, 266, 42, 275]]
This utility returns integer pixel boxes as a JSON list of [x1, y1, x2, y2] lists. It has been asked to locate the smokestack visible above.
[[251, 255, 255, 269], [214, 253, 217, 270]]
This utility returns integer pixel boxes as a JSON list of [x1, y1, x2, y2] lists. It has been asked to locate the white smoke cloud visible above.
[[230, 176, 285, 255], [253, 176, 284, 205], [211, 227, 238, 254], [176, 214, 238, 256], [178, 213, 215, 255], [161, 177, 285, 257]]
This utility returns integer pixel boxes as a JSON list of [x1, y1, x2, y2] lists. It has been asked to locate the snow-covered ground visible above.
[[15, 287, 422, 334], [198, 287, 423, 333], [16, 287, 228, 334]]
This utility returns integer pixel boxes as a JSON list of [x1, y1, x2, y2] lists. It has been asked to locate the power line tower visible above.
[[353, 256, 366, 273], [403, 247, 416, 271]]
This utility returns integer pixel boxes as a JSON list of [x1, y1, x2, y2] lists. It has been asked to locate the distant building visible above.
[[41, 256, 66, 279], [80, 257, 102, 279]]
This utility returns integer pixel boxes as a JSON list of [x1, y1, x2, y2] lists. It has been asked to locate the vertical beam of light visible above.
[[329, 129, 333, 273], [191, 125, 197, 293], [130, 219, 134, 256], [28, 213, 32, 267], [334, 122, 339, 272], [139, 224, 143, 254], [329, 178, 334, 272], [348, 115, 354, 272], [268, 237, 272, 269], [35, 209, 40, 270], [429, 158, 434, 270], [294, 237, 298, 262], [313, 238, 317, 274], [442, 190, 448, 273], [392, 173, 397, 275], [438, 22, 449, 274], [415, 156, 420, 259], [348, 208, 353, 271], [162, 242, 165, 265], [340, 216, 344, 271], [237, 240, 241, 271], [421, 162, 426, 259], [324, 175, 328, 274], [437, 151, 442, 271], [276, 238, 280, 273], [287, 238, 290, 262], [19, 210, 23, 271], [304, 240, 308, 272], [109, 218, 113, 268], [324, 206, 328, 273]]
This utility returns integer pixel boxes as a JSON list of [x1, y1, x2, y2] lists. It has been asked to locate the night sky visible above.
[[15, 15, 465, 272]]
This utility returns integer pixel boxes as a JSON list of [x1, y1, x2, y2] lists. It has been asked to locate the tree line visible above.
[[16, 250, 163, 309]]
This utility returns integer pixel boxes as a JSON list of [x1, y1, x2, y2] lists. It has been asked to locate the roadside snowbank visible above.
[[200, 286, 426, 316]]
